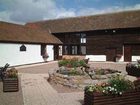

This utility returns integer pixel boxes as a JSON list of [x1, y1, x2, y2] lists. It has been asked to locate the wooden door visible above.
[[53, 45, 59, 60], [46, 45, 54, 61], [124, 45, 132, 62], [106, 49, 116, 62]]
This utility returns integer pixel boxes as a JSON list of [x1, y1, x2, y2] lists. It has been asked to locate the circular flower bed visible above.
[[49, 68, 121, 91]]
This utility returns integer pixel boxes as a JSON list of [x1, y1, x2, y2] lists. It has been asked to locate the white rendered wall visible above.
[[115, 56, 140, 62], [86, 55, 106, 61], [117, 56, 124, 62], [0, 43, 43, 66], [132, 56, 140, 61], [46, 45, 54, 61]]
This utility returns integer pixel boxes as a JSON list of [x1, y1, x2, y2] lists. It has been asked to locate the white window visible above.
[[81, 46, 86, 54], [72, 46, 77, 55], [59, 46, 62, 56], [80, 34, 86, 43]]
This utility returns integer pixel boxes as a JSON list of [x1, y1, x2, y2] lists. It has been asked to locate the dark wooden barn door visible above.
[[53, 45, 59, 60], [106, 48, 116, 62], [124, 45, 132, 62]]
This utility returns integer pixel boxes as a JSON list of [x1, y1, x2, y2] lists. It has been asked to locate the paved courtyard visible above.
[[18, 61, 84, 105], [0, 61, 136, 105], [21, 73, 83, 105]]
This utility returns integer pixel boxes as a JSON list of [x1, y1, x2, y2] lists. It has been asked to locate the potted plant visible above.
[[84, 74, 140, 105], [3, 68, 19, 92]]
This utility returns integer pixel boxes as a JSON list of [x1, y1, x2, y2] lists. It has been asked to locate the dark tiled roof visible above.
[[26, 10, 140, 33], [0, 21, 62, 44]]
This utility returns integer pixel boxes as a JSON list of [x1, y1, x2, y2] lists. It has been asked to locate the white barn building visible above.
[[0, 21, 62, 66]]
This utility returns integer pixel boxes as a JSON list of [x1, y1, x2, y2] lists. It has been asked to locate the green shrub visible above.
[[85, 83, 108, 93], [5, 68, 18, 78], [68, 69, 81, 76], [85, 74, 135, 96], [58, 58, 86, 68], [58, 60, 69, 67], [78, 60, 86, 67], [95, 69, 105, 75], [106, 74, 134, 95], [69, 59, 79, 68]]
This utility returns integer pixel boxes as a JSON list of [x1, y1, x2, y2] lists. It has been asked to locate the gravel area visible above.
[[49, 80, 82, 93]]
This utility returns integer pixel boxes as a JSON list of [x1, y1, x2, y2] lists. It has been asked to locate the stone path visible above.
[[21, 73, 83, 105]]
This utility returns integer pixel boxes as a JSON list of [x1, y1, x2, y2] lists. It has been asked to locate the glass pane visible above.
[[64, 46, 68, 54], [72, 46, 77, 54], [59, 46, 62, 56], [81, 46, 86, 54], [81, 38, 86, 43]]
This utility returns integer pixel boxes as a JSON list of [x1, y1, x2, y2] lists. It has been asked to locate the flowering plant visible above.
[[103, 74, 134, 95], [85, 82, 109, 93], [85, 74, 134, 96], [5, 68, 18, 78]]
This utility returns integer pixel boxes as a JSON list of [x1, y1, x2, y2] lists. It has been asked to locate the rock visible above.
[[64, 75, 68, 78]]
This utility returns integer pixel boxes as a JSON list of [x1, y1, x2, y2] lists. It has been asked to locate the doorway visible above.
[[124, 45, 132, 62], [106, 48, 116, 61], [46, 45, 54, 61]]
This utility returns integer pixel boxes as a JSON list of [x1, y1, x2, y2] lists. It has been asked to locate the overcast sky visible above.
[[0, 0, 140, 24]]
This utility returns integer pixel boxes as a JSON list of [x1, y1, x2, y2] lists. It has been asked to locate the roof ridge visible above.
[[0, 21, 24, 27], [27, 9, 140, 24]]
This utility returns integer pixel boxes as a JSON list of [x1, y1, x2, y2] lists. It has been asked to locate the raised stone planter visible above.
[[3, 78, 19, 92], [84, 90, 140, 105]]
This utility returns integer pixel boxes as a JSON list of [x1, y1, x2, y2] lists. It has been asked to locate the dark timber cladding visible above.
[[26, 10, 140, 62], [86, 28, 140, 61]]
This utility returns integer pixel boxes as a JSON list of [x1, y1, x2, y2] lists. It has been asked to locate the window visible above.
[[81, 46, 86, 54], [20, 44, 26, 51], [64, 45, 68, 55], [80, 33, 86, 43], [72, 46, 77, 55], [59, 46, 62, 56]]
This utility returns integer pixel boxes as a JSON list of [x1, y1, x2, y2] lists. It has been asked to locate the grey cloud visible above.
[[0, 0, 57, 23], [77, 4, 140, 16]]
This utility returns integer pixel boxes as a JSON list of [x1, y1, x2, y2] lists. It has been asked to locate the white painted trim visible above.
[[116, 56, 124, 62], [86, 55, 106, 61], [132, 56, 140, 61]]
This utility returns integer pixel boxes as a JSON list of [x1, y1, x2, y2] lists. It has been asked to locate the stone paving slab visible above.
[[58, 92, 84, 105], [21, 73, 57, 105], [18, 61, 59, 74], [0, 76, 23, 105], [21, 73, 83, 105]]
